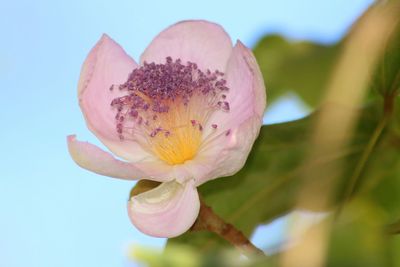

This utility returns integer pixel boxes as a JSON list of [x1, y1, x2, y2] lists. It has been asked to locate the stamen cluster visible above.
[[110, 57, 230, 141]]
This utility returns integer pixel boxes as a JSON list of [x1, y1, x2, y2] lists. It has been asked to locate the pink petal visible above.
[[187, 41, 266, 185], [78, 34, 148, 161], [127, 179, 200, 238], [67, 135, 175, 182], [190, 116, 263, 186], [207, 40, 266, 132], [140, 20, 233, 72]]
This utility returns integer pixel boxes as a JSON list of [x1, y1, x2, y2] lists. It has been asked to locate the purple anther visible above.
[[211, 124, 218, 129], [225, 129, 231, 136], [129, 109, 138, 118], [222, 101, 230, 111], [117, 123, 123, 134], [150, 127, 162, 137], [150, 130, 157, 137], [111, 99, 119, 106], [191, 119, 196, 126]]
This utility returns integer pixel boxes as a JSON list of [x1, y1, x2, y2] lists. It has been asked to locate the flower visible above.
[[68, 20, 266, 238]]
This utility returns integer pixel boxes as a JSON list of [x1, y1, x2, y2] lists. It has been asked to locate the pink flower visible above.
[[68, 20, 266, 238]]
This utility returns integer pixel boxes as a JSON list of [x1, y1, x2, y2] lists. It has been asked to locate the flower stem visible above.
[[191, 198, 265, 257]]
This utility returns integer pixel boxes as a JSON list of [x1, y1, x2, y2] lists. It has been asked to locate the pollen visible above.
[[110, 57, 230, 165]]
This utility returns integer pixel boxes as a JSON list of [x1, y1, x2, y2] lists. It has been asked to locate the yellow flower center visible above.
[[149, 101, 202, 164]]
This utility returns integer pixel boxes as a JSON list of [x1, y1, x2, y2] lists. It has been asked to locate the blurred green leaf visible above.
[[326, 200, 390, 267], [356, 103, 400, 223], [129, 244, 257, 267], [129, 245, 200, 267], [167, 102, 388, 252], [254, 8, 400, 107], [253, 34, 340, 107], [274, 200, 397, 267], [371, 22, 400, 97], [389, 236, 400, 267]]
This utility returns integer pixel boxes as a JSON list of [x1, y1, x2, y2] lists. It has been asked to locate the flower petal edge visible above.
[[127, 179, 200, 237], [140, 20, 233, 72]]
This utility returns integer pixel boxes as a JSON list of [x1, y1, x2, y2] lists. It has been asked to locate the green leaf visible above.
[[370, 22, 400, 97], [356, 106, 400, 223], [326, 200, 391, 267], [167, 103, 385, 251], [129, 245, 201, 267], [253, 35, 340, 107]]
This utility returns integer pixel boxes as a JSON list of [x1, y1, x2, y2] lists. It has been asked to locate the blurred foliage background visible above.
[[132, 1, 400, 266]]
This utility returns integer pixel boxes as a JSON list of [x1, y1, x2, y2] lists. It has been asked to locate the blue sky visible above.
[[0, 0, 372, 266]]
